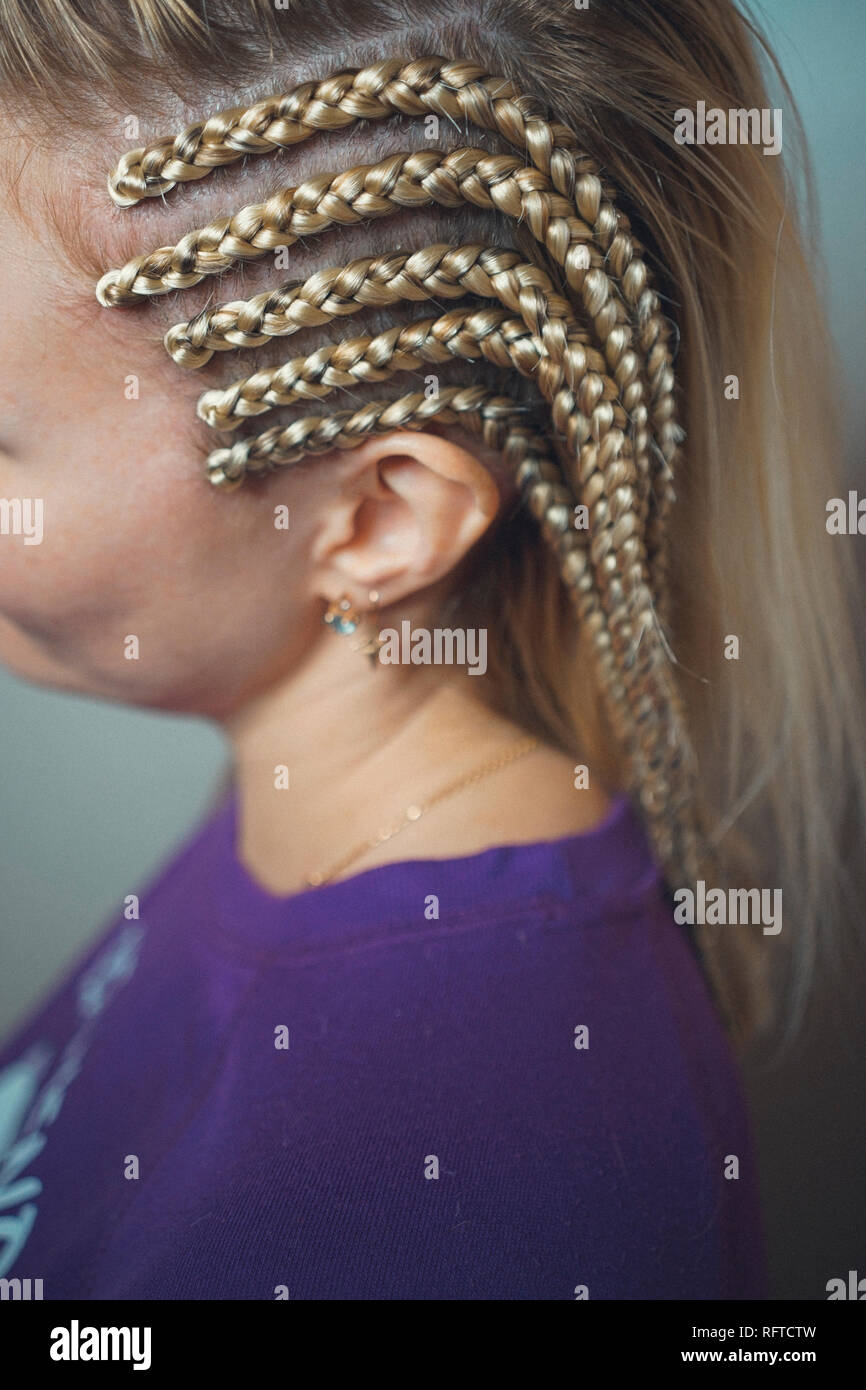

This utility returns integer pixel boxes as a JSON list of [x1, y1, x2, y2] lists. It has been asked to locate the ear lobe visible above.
[[311, 429, 502, 607]]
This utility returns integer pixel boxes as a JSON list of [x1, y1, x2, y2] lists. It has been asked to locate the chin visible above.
[[0, 616, 77, 688], [0, 616, 234, 720], [0, 615, 126, 703]]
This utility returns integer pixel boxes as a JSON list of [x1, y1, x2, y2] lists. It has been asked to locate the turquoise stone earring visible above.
[[324, 591, 383, 666], [323, 595, 361, 635]]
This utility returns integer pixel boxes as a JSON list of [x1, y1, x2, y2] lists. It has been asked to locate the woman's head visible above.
[[0, 0, 862, 1041]]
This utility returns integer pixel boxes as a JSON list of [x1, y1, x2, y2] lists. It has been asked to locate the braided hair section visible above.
[[96, 55, 698, 891], [105, 58, 678, 597]]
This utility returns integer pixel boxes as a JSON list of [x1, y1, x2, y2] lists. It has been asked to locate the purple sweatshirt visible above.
[[0, 793, 764, 1300]]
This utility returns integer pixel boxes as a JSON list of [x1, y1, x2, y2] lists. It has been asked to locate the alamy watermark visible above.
[[673, 881, 782, 935], [674, 101, 782, 157], [826, 1269, 866, 1300], [0, 1277, 42, 1299], [0, 497, 43, 545], [377, 621, 487, 675], [50, 1321, 151, 1371], [826, 491, 865, 535]]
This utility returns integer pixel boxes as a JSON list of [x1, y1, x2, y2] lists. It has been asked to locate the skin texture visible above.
[[0, 130, 610, 892]]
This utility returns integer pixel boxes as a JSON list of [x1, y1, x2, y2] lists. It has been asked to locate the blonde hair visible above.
[[1, 1, 863, 1048]]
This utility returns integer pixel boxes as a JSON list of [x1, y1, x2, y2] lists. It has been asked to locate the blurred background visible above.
[[0, 0, 863, 1299]]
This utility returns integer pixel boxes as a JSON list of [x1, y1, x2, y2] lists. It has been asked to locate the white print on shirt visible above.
[[0, 921, 146, 1277]]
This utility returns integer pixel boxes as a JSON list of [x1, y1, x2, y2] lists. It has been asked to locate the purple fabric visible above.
[[0, 793, 765, 1300]]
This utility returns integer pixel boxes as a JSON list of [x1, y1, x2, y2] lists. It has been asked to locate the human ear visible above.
[[310, 429, 501, 607]]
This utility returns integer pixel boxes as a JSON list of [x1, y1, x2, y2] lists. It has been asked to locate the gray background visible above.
[[0, 0, 863, 1299]]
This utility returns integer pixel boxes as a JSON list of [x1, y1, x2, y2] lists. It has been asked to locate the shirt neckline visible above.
[[181, 789, 662, 958]]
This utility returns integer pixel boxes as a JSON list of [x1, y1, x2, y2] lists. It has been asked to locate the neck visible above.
[[224, 632, 611, 894]]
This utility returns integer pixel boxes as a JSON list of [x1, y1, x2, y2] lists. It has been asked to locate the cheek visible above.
[[0, 226, 319, 712], [0, 369, 317, 710], [0, 348, 197, 638]]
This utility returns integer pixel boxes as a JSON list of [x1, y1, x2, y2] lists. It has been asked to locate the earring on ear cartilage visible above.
[[323, 595, 361, 635]]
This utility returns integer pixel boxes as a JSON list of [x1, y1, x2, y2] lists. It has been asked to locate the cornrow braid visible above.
[[106, 59, 599, 207], [164, 244, 544, 368], [96, 54, 698, 890], [206, 385, 529, 485], [106, 56, 677, 594], [195, 307, 608, 432], [96, 149, 604, 303], [100, 147, 657, 611], [98, 146, 658, 607]]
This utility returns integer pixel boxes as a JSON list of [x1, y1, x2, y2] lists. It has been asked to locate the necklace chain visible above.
[[306, 736, 540, 887]]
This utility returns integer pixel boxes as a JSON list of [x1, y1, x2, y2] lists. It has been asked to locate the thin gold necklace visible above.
[[306, 736, 540, 887]]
